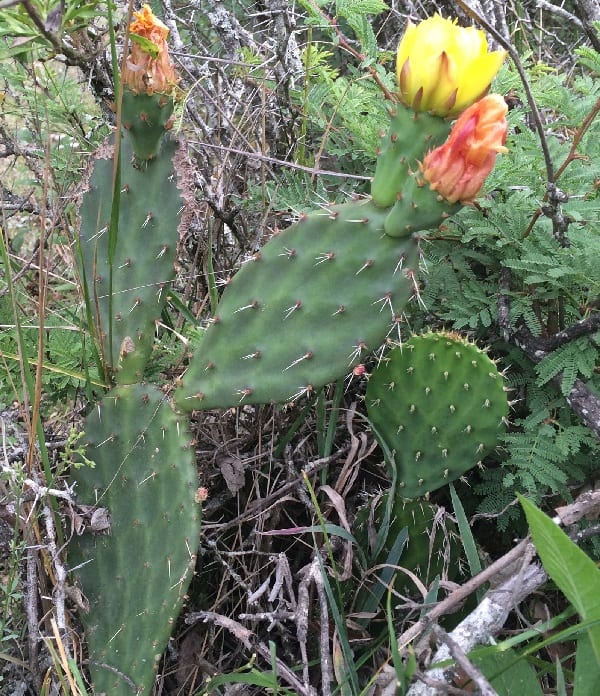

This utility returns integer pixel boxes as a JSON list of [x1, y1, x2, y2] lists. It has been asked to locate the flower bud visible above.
[[121, 4, 178, 95], [421, 94, 508, 204], [397, 14, 506, 117]]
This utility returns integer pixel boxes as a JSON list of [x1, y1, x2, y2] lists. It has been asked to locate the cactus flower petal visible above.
[[421, 94, 508, 204], [397, 14, 506, 117], [122, 4, 178, 95]]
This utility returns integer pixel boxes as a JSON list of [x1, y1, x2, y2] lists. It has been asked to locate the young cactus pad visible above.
[[77, 132, 192, 383], [69, 383, 201, 695], [366, 332, 508, 498], [175, 199, 420, 410]]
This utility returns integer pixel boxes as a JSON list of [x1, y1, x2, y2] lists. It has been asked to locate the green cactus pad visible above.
[[175, 199, 420, 410], [371, 107, 451, 209], [70, 383, 201, 695], [121, 89, 176, 160], [366, 332, 509, 498], [77, 132, 193, 384]]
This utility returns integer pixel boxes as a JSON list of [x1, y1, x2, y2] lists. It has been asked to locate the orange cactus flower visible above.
[[121, 4, 178, 95], [397, 14, 506, 117], [421, 94, 508, 204]]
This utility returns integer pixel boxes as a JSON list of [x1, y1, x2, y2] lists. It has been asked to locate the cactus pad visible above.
[[77, 132, 193, 383], [366, 332, 508, 498], [175, 199, 421, 410], [383, 173, 461, 238], [70, 383, 201, 695]]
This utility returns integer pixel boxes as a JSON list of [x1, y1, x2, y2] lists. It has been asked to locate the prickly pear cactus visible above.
[[76, 132, 193, 384], [175, 200, 420, 411], [70, 383, 201, 695], [354, 494, 462, 594], [366, 332, 509, 498]]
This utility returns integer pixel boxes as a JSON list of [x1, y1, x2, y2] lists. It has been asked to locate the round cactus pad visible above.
[[366, 332, 508, 498]]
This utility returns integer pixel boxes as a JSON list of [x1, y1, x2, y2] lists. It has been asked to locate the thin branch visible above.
[[20, 0, 86, 64], [498, 269, 600, 438], [204, 447, 349, 533], [575, 0, 600, 52], [430, 625, 497, 696], [553, 96, 600, 182], [407, 563, 546, 696], [397, 487, 600, 695], [455, 0, 555, 184], [196, 141, 372, 181], [302, 0, 397, 101], [536, 0, 584, 27], [532, 313, 600, 352]]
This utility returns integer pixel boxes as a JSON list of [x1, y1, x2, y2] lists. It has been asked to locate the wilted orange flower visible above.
[[121, 4, 178, 95], [421, 94, 508, 203], [397, 14, 506, 117]]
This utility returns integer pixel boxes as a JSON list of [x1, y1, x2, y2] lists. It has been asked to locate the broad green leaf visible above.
[[574, 633, 600, 696], [519, 495, 600, 664], [470, 648, 543, 696]]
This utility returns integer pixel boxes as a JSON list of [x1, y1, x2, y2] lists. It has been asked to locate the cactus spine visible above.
[[366, 332, 509, 498]]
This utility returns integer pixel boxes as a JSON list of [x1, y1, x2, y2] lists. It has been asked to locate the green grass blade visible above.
[[449, 482, 482, 599]]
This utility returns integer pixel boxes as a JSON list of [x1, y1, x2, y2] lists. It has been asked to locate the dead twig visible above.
[[185, 610, 318, 696], [297, 555, 333, 695], [430, 625, 497, 696]]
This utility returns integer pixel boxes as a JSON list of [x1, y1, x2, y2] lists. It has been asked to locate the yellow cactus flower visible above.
[[121, 4, 179, 95], [421, 94, 508, 203], [397, 14, 506, 117]]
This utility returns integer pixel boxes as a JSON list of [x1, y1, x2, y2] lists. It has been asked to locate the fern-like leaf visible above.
[[534, 338, 597, 396]]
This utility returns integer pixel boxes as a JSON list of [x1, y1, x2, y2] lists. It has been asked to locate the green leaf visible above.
[[519, 495, 600, 664], [336, 0, 388, 16], [574, 633, 600, 696], [129, 32, 160, 58], [470, 648, 543, 696], [450, 483, 481, 578]]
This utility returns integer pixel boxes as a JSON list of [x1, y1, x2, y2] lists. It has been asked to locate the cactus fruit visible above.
[[175, 199, 421, 411], [354, 493, 462, 596], [382, 173, 460, 238], [371, 108, 451, 209], [70, 383, 201, 695], [366, 332, 509, 498], [76, 132, 193, 384]]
